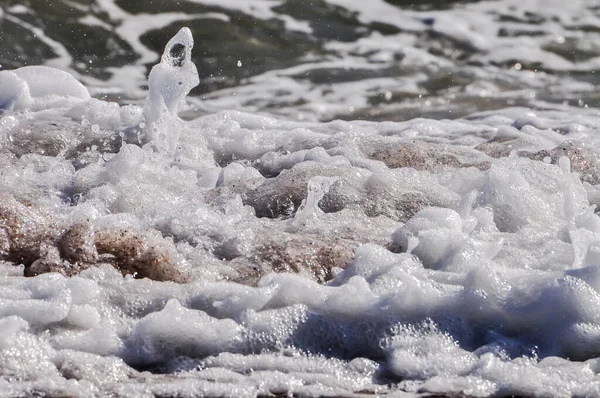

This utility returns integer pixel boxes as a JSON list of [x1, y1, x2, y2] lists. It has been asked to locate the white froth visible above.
[[0, 66, 90, 112], [143, 27, 199, 153], [4, 99, 600, 394], [5, 7, 600, 397]]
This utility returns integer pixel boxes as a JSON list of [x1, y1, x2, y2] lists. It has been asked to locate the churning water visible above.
[[3, 0, 600, 397]]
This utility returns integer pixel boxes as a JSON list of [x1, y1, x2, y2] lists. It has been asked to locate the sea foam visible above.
[[3, 20, 600, 398]]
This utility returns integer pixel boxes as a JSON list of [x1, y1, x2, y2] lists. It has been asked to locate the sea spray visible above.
[[143, 27, 199, 153]]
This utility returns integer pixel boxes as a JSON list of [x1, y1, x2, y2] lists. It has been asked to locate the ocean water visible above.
[[2, 0, 600, 397]]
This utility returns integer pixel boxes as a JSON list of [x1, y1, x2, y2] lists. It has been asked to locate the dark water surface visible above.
[[2, 0, 600, 121]]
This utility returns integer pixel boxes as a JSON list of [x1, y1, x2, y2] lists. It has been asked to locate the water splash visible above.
[[142, 27, 199, 153]]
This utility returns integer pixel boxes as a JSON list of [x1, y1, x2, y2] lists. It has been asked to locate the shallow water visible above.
[[3, 1, 600, 397]]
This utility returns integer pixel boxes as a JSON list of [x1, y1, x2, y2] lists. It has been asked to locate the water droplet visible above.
[[237, 60, 242, 67]]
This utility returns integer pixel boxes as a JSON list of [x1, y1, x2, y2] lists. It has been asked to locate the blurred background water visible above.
[[1, 0, 600, 121]]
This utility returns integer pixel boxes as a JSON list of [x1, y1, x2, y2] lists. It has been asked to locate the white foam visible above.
[[4, 8, 600, 397], [0, 66, 90, 111]]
